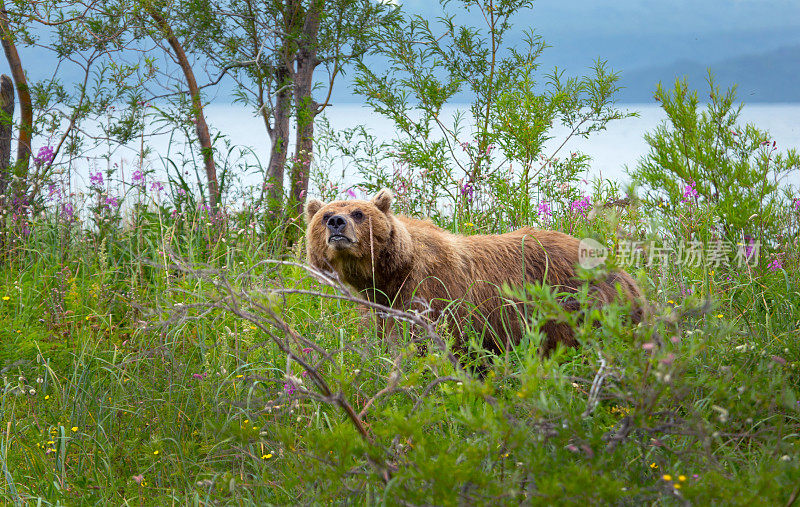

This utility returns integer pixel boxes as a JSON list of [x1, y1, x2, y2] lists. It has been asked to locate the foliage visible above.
[[632, 74, 800, 240], [351, 0, 634, 230]]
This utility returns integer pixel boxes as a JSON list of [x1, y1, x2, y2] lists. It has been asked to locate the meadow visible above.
[[1, 73, 800, 505]]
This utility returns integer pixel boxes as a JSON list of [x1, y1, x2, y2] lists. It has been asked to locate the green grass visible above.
[[1, 183, 799, 505]]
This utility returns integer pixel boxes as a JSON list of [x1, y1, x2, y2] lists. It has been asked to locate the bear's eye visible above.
[[351, 210, 364, 222], [322, 213, 332, 224]]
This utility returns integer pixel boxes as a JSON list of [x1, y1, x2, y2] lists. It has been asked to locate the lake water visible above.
[[67, 103, 800, 196], [205, 102, 800, 188]]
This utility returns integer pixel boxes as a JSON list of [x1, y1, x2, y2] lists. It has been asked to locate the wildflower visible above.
[[153, 450, 159, 455], [235, 374, 244, 379], [105, 196, 121, 208], [673, 483, 682, 489], [150, 181, 164, 193], [678, 475, 686, 482], [61, 203, 75, 222], [192, 373, 206, 380], [302, 347, 312, 354], [570, 196, 592, 216], [34, 146, 55, 167], [71, 426, 78, 432], [794, 198, 800, 212], [768, 258, 782, 271], [346, 188, 357, 198], [261, 453, 273, 460], [132, 170, 145, 185], [662, 474, 672, 481], [650, 462, 658, 469], [716, 314, 723, 318], [132, 474, 144, 485], [537, 201, 552, 219], [2, 296, 8, 301], [283, 382, 296, 396], [45, 395, 50, 400], [683, 180, 699, 201], [89, 171, 104, 187], [461, 181, 474, 201], [463, 222, 474, 228]]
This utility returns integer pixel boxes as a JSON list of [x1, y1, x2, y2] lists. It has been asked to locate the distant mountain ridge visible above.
[[616, 45, 800, 103]]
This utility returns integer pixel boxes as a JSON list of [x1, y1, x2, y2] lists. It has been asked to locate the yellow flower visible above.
[[716, 314, 723, 319], [261, 453, 273, 460], [45, 395, 50, 400], [662, 474, 672, 481], [2, 296, 9, 301], [243, 419, 249, 424], [650, 463, 658, 469], [235, 374, 244, 379], [673, 483, 682, 489], [668, 300, 675, 305], [678, 475, 686, 482], [71, 426, 78, 432], [153, 450, 159, 455], [463, 222, 474, 227]]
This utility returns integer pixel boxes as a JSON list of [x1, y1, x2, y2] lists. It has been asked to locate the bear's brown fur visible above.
[[305, 189, 644, 355]]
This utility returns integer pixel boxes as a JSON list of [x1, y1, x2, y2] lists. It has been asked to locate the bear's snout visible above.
[[326, 214, 354, 248], [327, 214, 347, 234]]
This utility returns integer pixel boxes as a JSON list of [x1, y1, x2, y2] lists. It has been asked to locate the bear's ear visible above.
[[305, 199, 324, 222], [372, 188, 393, 214]]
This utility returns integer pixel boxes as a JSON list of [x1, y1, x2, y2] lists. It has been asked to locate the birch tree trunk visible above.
[[147, 7, 220, 209]]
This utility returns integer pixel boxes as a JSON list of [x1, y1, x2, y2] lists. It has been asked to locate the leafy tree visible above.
[[632, 75, 800, 240], [200, 0, 397, 221], [353, 0, 631, 228]]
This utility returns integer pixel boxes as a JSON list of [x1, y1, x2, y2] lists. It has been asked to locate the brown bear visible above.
[[305, 189, 644, 356]]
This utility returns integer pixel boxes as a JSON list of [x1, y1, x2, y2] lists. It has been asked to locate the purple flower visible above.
[[570, 196, 592, 216], [346, 188, 357, 198], [89, 171, 104, 188], [537, 201, 552, 219], [793, 198, 800, 212], [283, 382, 295, 396], [768, 258, 783, 272], [192, 373, 206, 380], [150, 181, 164, 193], [683, 180, 699, 201], [105, 196, 121, 208], [744, 235, 757, 260], [34, 146, 55, 167], [132, 170, 144, 185], [61, 202, 75, 221], [176, 188, 187, 197], [461, 181, 474, 201]]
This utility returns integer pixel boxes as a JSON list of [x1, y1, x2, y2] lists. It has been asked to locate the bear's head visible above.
[[305, 189, 396, 268]]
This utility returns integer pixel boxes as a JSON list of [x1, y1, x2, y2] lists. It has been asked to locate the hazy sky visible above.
[[2, 0, 798, 100]]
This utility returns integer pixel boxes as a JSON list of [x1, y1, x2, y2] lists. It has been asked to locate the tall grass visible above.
[[2, 133, 800, 504]]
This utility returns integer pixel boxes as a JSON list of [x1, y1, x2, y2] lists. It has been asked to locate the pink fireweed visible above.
[[570, 196, 591, 216]]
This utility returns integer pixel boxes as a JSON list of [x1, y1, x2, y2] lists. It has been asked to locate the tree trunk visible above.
[[289, 0, 323, 220], [147, 7, 220, 209], [266, 65, 292, 211], [0, 2, 32, 197], [0, 74, 13, 197]]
